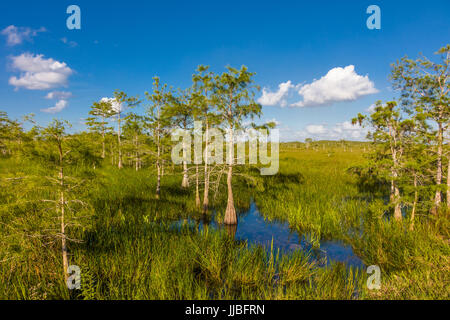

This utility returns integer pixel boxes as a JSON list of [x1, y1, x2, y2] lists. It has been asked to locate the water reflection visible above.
[[224, 223, 237, 238], [172, 201, 364, 268]]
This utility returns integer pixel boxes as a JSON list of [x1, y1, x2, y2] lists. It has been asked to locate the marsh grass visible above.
[[0, 143, 448, 299]]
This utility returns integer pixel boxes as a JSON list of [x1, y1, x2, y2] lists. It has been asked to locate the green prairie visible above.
[[1, 141, 448, 300]]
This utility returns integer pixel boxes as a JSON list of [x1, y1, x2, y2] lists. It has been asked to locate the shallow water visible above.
[[173, 201, 364, 268], [235, 202, 364, 268]]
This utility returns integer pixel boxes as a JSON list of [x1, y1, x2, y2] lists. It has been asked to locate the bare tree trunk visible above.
[[391, 148, 402, 221], [195, 165, 200, 209], [161, 144, 165, 177], [135, 135, 139, 171], [213, 165, 226, 201], [224, 223, 237, 239], [203, 120, 210, 214], [117, 112, 122, 169], [410, 173, 418, 231], [61, 190, 68, 282], [390, 179, 395, 202], [447, 157, 450, 209], [433, 123, 443, 214], [224, 164, 236, 224], [388, 122, 402, 221], [224, 127, 237, 225], [179, 122, 189, 187], [101, 115, 106, 159], [58, 144, 68, 282], [182, 160, 189, 188], [393, 184, 402, 221], [156, 158, 161, 199], [155, 123, 161, 199]]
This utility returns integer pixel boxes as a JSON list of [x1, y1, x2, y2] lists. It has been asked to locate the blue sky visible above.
[[0, 0, 449, 141]]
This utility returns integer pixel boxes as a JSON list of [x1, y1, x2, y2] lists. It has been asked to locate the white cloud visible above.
[[282, 121, 368, 142], [277, 126, 307, 142], [41, 99, 68, 114], [8, 53, 73, 90], [291, 65, 378, 107], [306, 124, 326, 134], [45, 91, 72, 100], [1, 25, 46, 46], [61, 37, 78, 47], [331, 121, 366, 139], [258, 81, 294, 107]]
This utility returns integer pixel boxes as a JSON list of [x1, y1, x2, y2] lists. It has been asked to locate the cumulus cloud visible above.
[[291, 65, 378, 107], [275, 127, 304, 142], [8, 53, 73, 90], [331, 121, 366, 139], [258, 81, 294, 107], [45, 91, 72, 100], [41, 99, 68, 114], [258, 66, 377, 109], [306, 124, 326, 135], [277, 121, 367, 142], [1, 25, 46, 46]]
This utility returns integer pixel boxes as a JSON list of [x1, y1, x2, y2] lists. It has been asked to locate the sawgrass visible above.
[[0, 142, 448, 299]]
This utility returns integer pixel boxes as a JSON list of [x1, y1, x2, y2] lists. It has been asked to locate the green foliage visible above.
[[0, 143, 448, 299], [0, 55, 448, 300]]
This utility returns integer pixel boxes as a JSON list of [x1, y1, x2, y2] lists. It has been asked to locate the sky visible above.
[[0, 0, 449, 142]]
